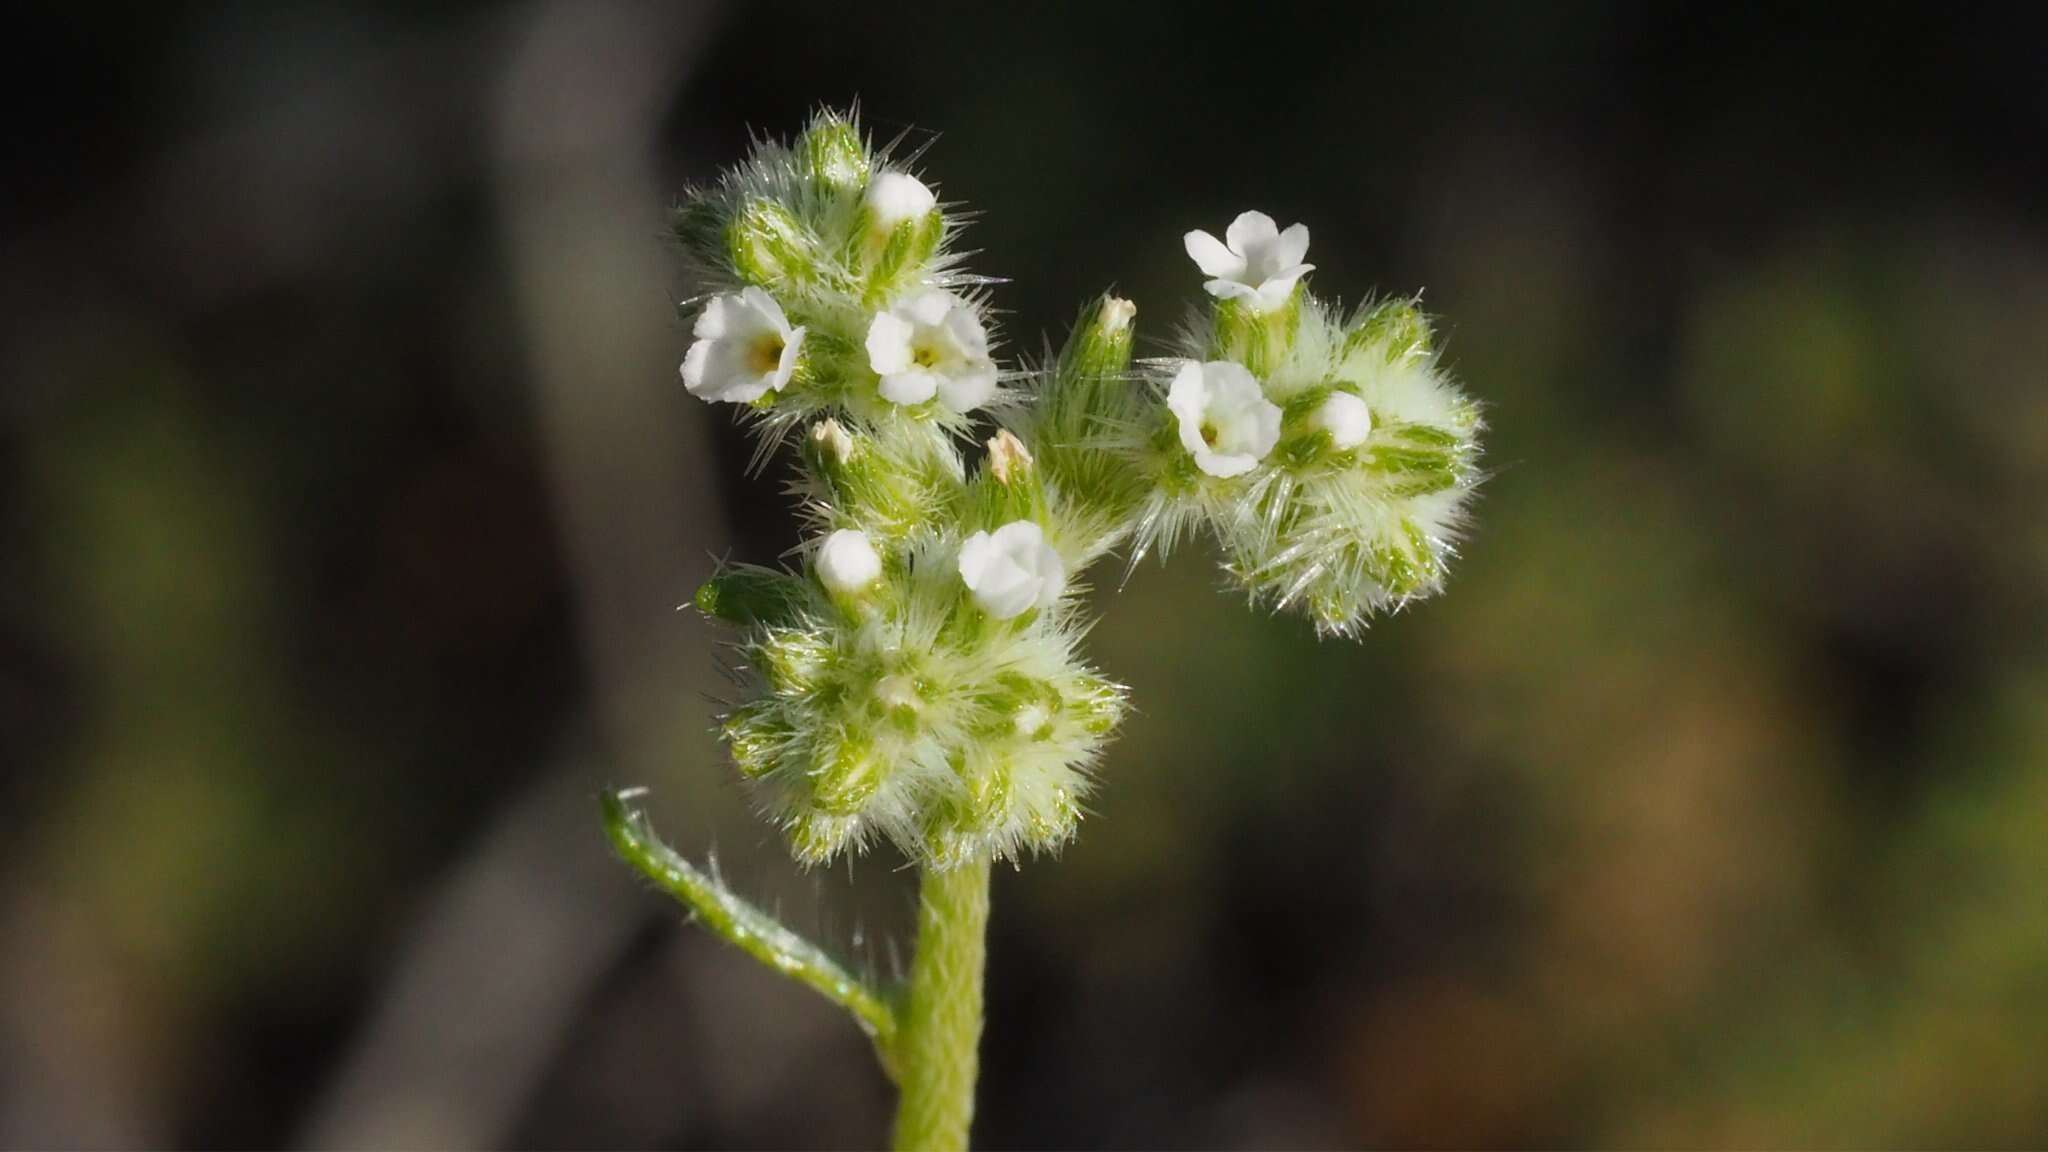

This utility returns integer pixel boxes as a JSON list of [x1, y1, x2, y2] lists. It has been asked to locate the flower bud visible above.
[[815, 529, 883, 595], [728, 198, 818, 289], [1313, 390, 1373, 450], [1066, 294, 1135, 381], [797, 110, 871, 192], [694, 567, 808, 627], [860, 171, 942, 298], [987, 429, 1034, 486]]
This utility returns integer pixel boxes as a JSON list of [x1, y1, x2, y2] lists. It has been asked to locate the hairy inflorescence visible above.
[[674, 110, 1482, 870]]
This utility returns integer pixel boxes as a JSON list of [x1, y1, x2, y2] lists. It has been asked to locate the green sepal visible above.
[[694, 567, 811, 628]]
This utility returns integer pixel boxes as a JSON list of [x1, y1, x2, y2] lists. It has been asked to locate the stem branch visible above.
[[601, 790, 898, 1060]]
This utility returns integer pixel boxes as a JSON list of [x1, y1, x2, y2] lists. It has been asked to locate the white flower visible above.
[[865, 171, 936, 231], [1167, 360, 1283, 478], [1183, 210, 1314, 312], [816, 529, 883, 594], [1313, 391, 1373, 449], [864, 291, 998, 410], [681, 287, 806, 404], [958, 520, 1065, 620]]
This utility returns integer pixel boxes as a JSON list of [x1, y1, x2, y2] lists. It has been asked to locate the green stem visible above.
[[890, 858, 992, 1152], [601, 790, 898, 1062]]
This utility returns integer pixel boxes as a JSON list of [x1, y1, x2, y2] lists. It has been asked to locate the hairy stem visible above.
[[890, 858, 992, 1152]]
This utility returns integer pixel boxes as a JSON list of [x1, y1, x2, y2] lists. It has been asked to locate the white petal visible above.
[[1251, 264, 1312, 311], [769, 326, 806, 392], [956, 530, 999, 587], [1183, 230, 1245, 279], [681, 340, 712, 393], [936, 363, 997, 412], [878, 370, 938, 406], [1202, 278, 1260, 302], [905, 289, 956, 327], [740, 286, 790, 334], [1225, 210, 1280, 257], [1166, 361, 1210, 457], [693, 294, 734, 340], [1274, 223, 1311, 270], [1196, 451, 1259, 478], [942, 304, 990, 358], [1028, 540, 1066, 610], [865, 311, 915, 374]]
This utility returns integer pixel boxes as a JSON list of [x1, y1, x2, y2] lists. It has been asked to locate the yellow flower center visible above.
[[747, 333, 786, 376]]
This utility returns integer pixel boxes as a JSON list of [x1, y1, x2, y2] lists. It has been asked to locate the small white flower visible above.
[[958, 520, 1065, 620], [865, 171, 937, 231], [1313, 391, 1373, 449], [1183, 210, 1314, 312], [816, 529, 883, 594], [864, 290, 998, 411], [681, 287, 806, 404], [1167, 360, 1283, 478]]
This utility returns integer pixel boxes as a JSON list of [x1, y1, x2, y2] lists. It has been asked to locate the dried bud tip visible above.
[[809, 418, 855, 463], [987, 429, 1035, 485], [1099, 296, 1136, 335]]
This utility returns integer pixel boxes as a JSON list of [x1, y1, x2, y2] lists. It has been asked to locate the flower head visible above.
[[865, 290, 998, 411], [1167, 360, 1283, 478], [1137, 298, 1481, 637], [815, 529, 883, 594], [681, 287, 806, 404], [1183, 210, 1314, 313], [958, 520, 1066, 619]]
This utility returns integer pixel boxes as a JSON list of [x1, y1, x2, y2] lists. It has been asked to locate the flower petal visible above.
[[693, 294, 734, 340], [1202, 278, 1260, 302], [865, 311, 915, 374], [770, 325, 806, 392], [905, 289, 956, 327], [1225, 210, 1280, 257], [1166, 361, 1210, 456], [740, 286, 790, 333], [1197, 451, 1259, 478], [942, 305, 990, 358], [1251, 263, 1312, 311], [878, 369, 938, 406], [1274, 223, 1311, 271], [936, 363, 997, 412], [681, 339, 713, 393], [1183, 229, 1244, 279]]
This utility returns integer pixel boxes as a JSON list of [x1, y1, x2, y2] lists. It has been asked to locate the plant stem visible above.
[[890, 857, 992, 1152]]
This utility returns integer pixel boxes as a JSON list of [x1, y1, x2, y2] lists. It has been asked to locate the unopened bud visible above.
[[987, 429, 1034, 486]]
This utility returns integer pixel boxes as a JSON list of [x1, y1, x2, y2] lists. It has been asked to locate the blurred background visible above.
[[4, 1, 2044, 1147]]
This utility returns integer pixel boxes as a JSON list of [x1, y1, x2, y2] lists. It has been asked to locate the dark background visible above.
[[4, 2, 2045, 1147]]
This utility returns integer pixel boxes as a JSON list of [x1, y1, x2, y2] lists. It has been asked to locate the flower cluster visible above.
[[677, 112, 1127, 868], [674, 109, 1004, 435], [675, 112, 1482, 870], [1120, 211, 1483, 636]]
